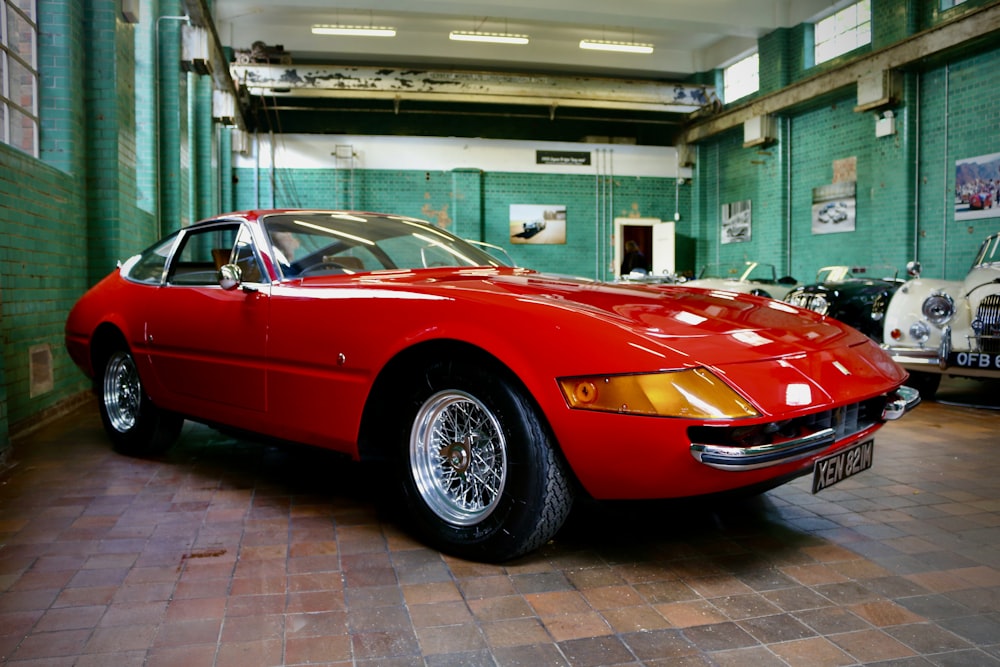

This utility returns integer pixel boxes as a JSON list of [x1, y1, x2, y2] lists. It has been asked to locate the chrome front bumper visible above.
[[882, 324, 952, 371], [689, 386, 920, 471]]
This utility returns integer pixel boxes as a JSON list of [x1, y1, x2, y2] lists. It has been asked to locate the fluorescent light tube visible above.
[[579, 39, 653, 54], [311, 25, 396, 37], [450, 31, 529, 45]]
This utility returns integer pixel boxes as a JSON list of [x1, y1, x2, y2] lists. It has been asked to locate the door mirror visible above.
[[219, 263, 243, 290]]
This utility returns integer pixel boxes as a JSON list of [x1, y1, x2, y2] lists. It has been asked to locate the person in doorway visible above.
[[620, 240, 649, 276]]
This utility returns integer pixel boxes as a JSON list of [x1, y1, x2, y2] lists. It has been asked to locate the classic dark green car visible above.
[[784, 265, 904, 341]]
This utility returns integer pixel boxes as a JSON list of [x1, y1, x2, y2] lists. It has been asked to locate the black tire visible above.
[[396, 359, 574, 562], [97, 347, 183, 456], [907, 371, 941, 400]]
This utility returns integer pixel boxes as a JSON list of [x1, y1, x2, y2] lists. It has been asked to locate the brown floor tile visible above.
[[0, 387, 997, 665]]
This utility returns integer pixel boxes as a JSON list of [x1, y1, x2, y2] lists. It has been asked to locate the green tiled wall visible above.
[[916, 49, 1000, 279], [1, 0, 191, 454], [697, 16, 1000, 283], [234, 168, 683, 280], [0, 145, 88, 450]]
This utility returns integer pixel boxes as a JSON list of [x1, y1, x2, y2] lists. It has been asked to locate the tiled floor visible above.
[[1, 378, 999, 667]]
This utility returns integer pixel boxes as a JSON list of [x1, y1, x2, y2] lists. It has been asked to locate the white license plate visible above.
[[948, 351, 1000, 370], [812, 440, 873, 494]]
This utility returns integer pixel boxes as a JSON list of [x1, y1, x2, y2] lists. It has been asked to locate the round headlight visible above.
[[921, 292, 955, 326], [909, 321, 931, 343], [809, 295, 829, 315]]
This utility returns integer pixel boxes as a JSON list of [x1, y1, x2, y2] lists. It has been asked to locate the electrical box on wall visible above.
[[855, 70, 902, 112], [875, 110, 896, 137], [743, 115, 775, 148]]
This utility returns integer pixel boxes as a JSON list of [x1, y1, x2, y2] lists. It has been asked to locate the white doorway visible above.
[[614, 218, 675, 278]]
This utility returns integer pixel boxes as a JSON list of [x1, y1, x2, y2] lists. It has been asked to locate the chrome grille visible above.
[[974, 295, 1000, 354], [688, 396, 882, 450]]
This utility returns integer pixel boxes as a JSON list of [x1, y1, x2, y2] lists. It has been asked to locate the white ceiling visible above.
[[212, 0, 840, 81]]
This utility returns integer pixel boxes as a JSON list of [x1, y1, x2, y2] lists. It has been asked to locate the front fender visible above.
[[883, 278, 968, 350]]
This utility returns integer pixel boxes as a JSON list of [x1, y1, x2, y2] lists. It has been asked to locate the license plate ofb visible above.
[[812, 440, 873, 494]]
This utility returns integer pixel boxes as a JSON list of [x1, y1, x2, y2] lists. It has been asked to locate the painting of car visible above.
[[817, 201, 849, 224], [968, 190, 993, 210], [784, 265, 905, 340], [684, 261, 799, 300], [65, 210, 918, 561], [882, 232, 1000, 398]]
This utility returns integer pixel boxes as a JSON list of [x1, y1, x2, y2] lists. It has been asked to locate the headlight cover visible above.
[[921, 291, 955, 326], [558, 368, 759, 419]]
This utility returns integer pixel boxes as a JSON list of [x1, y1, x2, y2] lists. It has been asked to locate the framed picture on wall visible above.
[[812, 181, 856, 234], [721, 200, 751, 244], [510, 204, 567, 244], [955, 152, 1000, 221]]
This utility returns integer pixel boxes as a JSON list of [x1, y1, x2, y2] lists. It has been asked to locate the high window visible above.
[[814, 0, 871, 65], [723, 53, 759, 104], [940, 0, 967, 8], [0, 0, 38, 156]]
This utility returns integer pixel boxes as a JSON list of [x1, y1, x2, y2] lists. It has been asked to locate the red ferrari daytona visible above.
[[65, 210, 919, 561]]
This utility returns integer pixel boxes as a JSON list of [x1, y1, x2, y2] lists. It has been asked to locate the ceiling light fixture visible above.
[[579, 39, 654, 54], [311, 24, 396, 37], [449, 30, 529, 45]]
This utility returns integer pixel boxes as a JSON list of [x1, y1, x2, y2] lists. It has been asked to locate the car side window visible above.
[[167, 224, 243, 286], [124, 235, 178, 284]]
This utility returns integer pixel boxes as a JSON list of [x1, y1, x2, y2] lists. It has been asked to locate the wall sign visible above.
[[536, 150, 591, 166]]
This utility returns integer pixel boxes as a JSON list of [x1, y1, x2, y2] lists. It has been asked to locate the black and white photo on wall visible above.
[[812, 181, 856, 235], [721, 200, 751, 244]]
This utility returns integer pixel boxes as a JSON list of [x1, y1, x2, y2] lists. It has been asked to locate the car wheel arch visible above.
[[357, 340, 570, 471], [89, 323, 131, 383]]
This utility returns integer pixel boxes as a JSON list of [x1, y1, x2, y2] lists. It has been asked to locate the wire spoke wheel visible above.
[[103, 350, 141, 433], [410, 390, 507, 526]]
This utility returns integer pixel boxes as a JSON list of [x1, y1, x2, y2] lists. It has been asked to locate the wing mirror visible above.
[[905, 260, 922, 278], [219, 263, 243, 290]]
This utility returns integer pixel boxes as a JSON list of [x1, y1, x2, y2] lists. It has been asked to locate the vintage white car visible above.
[[882, 232, 1000, 398], [686, 261, 799, 300]]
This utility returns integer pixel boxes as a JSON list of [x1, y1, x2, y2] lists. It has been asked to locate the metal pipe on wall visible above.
[[784, 116, 792, 277], [913, 73, 921, 264], [595, 149, 602, 279], [941, 65, 950, 277], [594, 148, 614, 281]]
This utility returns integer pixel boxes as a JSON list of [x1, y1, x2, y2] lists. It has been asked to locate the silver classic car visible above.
[[882, 232, 1000, 398]]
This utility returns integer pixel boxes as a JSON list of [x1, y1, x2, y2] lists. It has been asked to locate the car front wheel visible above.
[[398, 360, 574, 562], [98, 348, 182, 456]]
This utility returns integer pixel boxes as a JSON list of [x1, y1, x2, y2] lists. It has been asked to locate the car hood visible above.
[[331, 268, 870, 368]]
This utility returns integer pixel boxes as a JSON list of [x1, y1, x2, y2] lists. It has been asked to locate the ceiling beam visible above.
[[230, 64, 715, 115]]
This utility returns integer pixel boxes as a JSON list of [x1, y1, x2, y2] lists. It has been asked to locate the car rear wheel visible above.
[[98, 348, 182, 456], [398, 360, 574, 562]]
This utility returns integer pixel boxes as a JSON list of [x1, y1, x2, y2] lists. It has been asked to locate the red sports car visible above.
[[65, 210, 918, 561]]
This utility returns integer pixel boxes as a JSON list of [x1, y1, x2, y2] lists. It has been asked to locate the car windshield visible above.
[[698, 262, 776, 283], [262, 212, 505, 278], [815, 265, 899, 283], [972, 233, 1000, 268]]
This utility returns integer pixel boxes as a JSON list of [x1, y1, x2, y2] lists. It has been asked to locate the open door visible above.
[[615, 218, 674, 278]]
